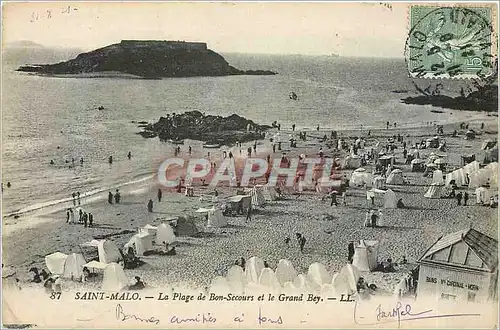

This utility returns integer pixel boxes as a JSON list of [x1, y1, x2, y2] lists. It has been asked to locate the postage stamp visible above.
[[406, 5, 496, 79]]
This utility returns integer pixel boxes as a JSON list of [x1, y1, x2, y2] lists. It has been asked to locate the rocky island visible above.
[[16, 40, 277, 78], [139, 111, 270, 145]]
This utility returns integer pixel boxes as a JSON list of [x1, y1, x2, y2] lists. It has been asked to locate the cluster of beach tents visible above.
[[209, 257, 363, 296], [350, 168, 405, 188]]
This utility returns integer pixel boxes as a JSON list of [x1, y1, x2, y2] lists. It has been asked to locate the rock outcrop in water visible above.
[[16, 40, 277, 78], [139, 111, 270, 145]]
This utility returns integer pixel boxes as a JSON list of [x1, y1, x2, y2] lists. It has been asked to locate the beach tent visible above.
[[249, 186, 266, 207], [475, 187, 492, 204], [372, 176, 386, 189], [155, 223, 176, 245], [468, 164, 498, 188], [366, 188, 386, 205], [228, 195, 252, 213], [386, 169, 404, 185], [432, 169, 444, 185], [424, 183, 444, 199], [275, 259, 298, 286], [307, 263, 332, 289], [226, 265, 246, 294], [258, 268, 281, 292], [245, 256, 265, 283], [332, 264, 360, 295], [481, 139, 496, 150], [45, 252, 68, 275], [411, 158, 424, 172], [102, 263, 129, 291], [463, 160, 480, 174], [80, 240, 121, 264], [261, 184, 278, 201], [139, 224, 158, 236], [486, 163, 498, 188], [62, 253, 86, 280], [343, 155, 362, 169], [484, 146, 498, 163], [352, 240, 379, 272], [378, 155, 395, 167], [173, 216, 199, 237], [207, 207, 228, 228], [350, 168, 371, 187], [383, 189, 397, 209], [445, 168, 467, 187], [124, 232, 154, 256], [465, 130, 476, 140]]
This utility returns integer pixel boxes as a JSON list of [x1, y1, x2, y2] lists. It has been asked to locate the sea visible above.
[[1, 54, 487, 220]]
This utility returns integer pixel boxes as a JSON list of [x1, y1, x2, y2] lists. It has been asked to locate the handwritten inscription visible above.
[[115, 304, 160, 325], [30, 5, 77, 23]]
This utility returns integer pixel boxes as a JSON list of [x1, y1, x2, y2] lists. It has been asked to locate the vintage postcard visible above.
[[1, 1, 498, 328]]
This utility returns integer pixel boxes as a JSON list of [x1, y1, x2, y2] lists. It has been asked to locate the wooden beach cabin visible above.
[[416, 228, 498, 303]]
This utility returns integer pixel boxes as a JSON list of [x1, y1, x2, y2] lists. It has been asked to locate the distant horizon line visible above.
[[4, 39, 405, 59]]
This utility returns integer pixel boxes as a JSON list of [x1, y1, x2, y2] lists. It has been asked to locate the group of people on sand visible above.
[[283, 233, 307, 253], [364, 210, 384, 228], [108, 189, 121, 204], [66, 207, 94, 227], [71, 191, 82, 205], [28, 267, 61, 294]]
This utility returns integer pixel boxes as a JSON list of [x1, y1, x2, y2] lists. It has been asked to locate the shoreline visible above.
[[3, 115, 497, 237]]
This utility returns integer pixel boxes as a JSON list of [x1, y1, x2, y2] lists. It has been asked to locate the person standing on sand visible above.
[[157, 189, 162, 202], [108, 156, 113, 164], [88, 213, 93, 227], [66, 209, 70, 223], [114, 189, 121, 204], [69, 208, 75, 224], [245, 205, 252, 223], [348, 241, 355, 263], [317, 125, 320, 131], [463, 192, 469, 206], [77, 191, 81, 205], [72, 192, 76, 205], [147, 199, 154, 212], [386, 121, 389, 129], [83, 213, 88, 228], [456, 192, 462, 206], [127, 151, 132, 160], [292, 124, 296, 131], [330, 192, 338, 207], [108, 192, 113, 204]]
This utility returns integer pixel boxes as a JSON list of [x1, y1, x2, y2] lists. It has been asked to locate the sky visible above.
[[2, 2, 420, 57]]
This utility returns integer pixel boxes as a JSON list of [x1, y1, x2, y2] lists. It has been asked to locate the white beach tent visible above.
[[463, 160, 480, 174], [343, 155, 362, 169], [275, 259, 298, 286], [207, 207, 228, 228], [386, 169, 404, 185], [424, 183, 444, 199], [45, 252, 68, 275], [475, 186, 492, 204], [332, 264, 360, 295], [352, 240, 379, 272], [102, 263, 129, 291], [62, 253, 86, 280], [445, 168, 467, 187], [307, 262, 332, 289], [383, 189, 397, 209], [350, 168, 371, 187], [155, 223, 176, 245], [432, 169, 444, 185], [366, 188, 386, 205], [261, 184, 278, 201], [468, 163, 498, 188], [372, 175, 386, 189], [245, 256, 265, 283], [226, 265, 246, 294], [258, 268, 281, 292], [81, 240, 121, 264], [124, 232, 154, 256], [140, 224, 158, 236]]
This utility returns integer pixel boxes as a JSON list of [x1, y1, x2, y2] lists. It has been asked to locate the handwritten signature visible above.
[[115, 304, 160, 325], [354, 300, 481, 328]]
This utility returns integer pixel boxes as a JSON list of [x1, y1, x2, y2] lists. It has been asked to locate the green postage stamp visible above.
[[406, 5, 496, 79]]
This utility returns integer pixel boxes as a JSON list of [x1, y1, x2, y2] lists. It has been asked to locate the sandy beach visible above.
[[3, 117, 497, 293]]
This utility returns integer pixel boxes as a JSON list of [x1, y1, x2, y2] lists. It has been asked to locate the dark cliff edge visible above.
[[401, 85, 498, 112], [138, 111, 271, 145], [15, 40, 277, 78]]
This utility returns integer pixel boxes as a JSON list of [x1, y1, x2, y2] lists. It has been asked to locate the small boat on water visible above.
[[168, 139, 185, 145], [203, 143, 221, 149]]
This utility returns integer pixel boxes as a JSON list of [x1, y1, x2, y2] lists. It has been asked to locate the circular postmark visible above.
[[405, 6, 496, 79]]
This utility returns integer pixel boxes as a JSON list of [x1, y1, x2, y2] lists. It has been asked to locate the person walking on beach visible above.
[[66, 209, 70, 223], [245, 205, 252, 223], [157, 189, 162, 202], [316, 125, 320, 131], [348, 241, 355, 263], [456, 192, 463, 206], [297, 233, 306, 253], [108, 191, 113, 204], [463, 192, 469, 206], [79, 209, 83, 223], [69, 208, 75, 224], [188, 146, 192, 155], [114, 189, 121, 204], [147, 199, 154, 213], [72, 192, 76, 205], [108, 156, 113, 164], [247, 147, 252, 157], [330, 192, 338, 207], [272, 144, 276, 153], [292, 124, 296, 131], [127, 151, 132, 160], [83, 213, 88, 228], [88, 213, 93, 227], [386, 121, 389, 129], [253, 142, 257, 153], [77, 191, 81, 205]]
